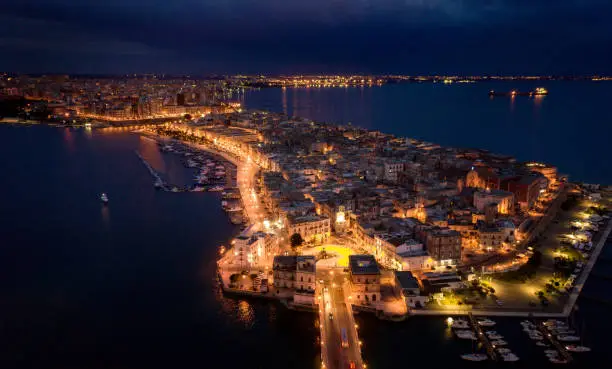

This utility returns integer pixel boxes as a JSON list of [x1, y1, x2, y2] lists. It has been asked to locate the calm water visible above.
[[242, 82, 612, 185], [0, 120, 610, 368], [0, 125, 318, 369]]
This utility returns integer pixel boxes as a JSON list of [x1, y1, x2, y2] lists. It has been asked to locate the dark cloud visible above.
[[1, 0, 610, 74]]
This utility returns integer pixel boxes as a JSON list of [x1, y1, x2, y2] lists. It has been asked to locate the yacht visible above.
[[209, 185, 225, 192], [565, 345, 591, 353], [558, 335, 580, 342], [461, 354, 487, 361], [478, 318, 496, 327], [490, 340, 507, 346], [100, 193, 109, 204], [496, 348, 511, 354], [487, 333, 504, 340]]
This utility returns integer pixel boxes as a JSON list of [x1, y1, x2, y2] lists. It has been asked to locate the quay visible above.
[[467, 313, 498, 361]]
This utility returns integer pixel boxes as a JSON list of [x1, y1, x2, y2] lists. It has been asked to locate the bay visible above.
[[242, 81, 612, 185]]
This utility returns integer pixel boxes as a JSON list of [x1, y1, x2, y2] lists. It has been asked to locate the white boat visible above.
[[490, 340, 507, 346], [209, 185, 224, 192], [558, 335, 580, 342], [455, 331, 477, 340], [190, 187, 205, 192], [100, 193, 109, 204], [496, 348, 511, 354], [502, 353, 519, 362], [171, 187, 180, 193], [461, 354, 487, 361], [565, 345, 591, 352], [478, 318, 496, 327], [487, 333, 504, 340], [536, 341, 549, 347], [545, 350, 558, 355]]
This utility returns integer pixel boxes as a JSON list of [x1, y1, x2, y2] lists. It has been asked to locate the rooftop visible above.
[[349, 255, 381, 275]]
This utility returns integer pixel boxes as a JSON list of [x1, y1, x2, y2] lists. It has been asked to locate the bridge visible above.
[[318, 269, 365, 369]]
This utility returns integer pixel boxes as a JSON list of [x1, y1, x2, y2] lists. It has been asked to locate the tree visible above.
[[290, 233, 304, 249]]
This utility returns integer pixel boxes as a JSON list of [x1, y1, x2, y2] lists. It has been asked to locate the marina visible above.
[[134, 135, 249, 224]]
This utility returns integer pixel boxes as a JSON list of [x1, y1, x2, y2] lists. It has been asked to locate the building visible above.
[[507, 175, 548, 210], [232, 231, 277, 268], [478, 224, 505, 251], [287, 215, 331, 244], [473, 189, 514, 215], [272, 255, 317, 305], [395, 271, 427, 308], [272, 255, 297, 290], [294, 256, 317, 305], [425, 229, 462, 266], [349, 255, 381, 306], [384, 161, 404, 183]]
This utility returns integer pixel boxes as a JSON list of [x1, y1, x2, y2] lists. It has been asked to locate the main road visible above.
[[319, 270, 364, 369]]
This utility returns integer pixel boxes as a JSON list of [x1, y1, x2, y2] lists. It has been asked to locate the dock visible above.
[[536, 322, 573, 363], [467, 313, 498, 361]]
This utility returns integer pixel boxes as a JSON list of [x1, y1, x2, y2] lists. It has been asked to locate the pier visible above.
[[467, 313, 498, 361], [536, 322, 573, 363]]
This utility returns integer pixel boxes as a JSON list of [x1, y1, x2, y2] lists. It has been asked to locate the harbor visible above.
[[135, 134, 249, 224]]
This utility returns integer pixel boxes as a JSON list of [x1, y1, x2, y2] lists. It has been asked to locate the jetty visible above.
[[467, 313, 498, 361]]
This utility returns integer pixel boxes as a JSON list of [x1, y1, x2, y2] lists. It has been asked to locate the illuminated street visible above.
[[319, 269, 364, 369]]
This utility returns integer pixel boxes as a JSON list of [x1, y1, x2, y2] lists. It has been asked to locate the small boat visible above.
[[536, 342, 549, 347], [455, 331, 477, 340], [461, 354, 487, 361], [490, 340, 507, 346], [565, 345, 591, 352], [558, 335, 580, 342], [190, 187, 206, 192], [502, 353, 519, 362], [487, 333, 504, 340], [478, 318, 496, 327], [496, 348, 511, 354], [545, 350, 558, 355], [209, 185, 224, 192], [100, 193, 109, 204]]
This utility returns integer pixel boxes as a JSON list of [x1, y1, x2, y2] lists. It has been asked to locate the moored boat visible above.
[[565, 345, 591, 353], [461, 353, 487, 361], [477, 318, 496, 327], [558, 335, 580, 342], [100, 193, 109, 204], [502, 353, 519, 362]]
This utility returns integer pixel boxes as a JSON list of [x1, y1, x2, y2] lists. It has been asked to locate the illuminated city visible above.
[[2, 0, 612, 367]]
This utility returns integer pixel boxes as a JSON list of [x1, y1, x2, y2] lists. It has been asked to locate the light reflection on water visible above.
[[138, 135, 165, 172], [101, 205, 110, 225], [237, 300, 255, 327]]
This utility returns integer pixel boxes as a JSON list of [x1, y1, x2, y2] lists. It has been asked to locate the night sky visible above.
[[1, 0, 611, 75]]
